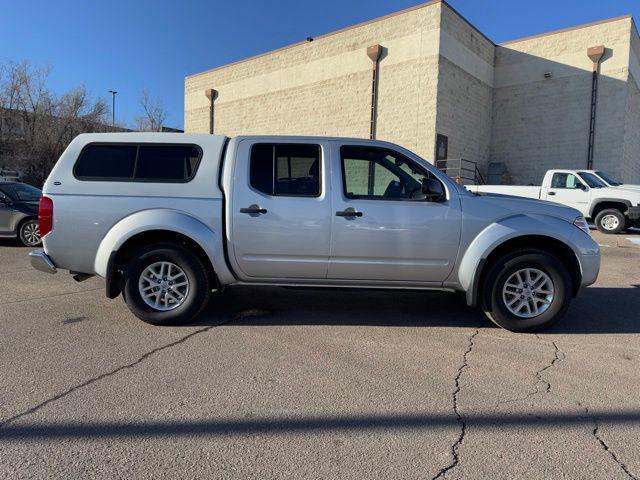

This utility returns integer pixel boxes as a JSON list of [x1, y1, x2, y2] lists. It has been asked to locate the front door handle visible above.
[[548, 192, 556, 196], [336, 208, 363, 218], [240, 204, 267, 215]]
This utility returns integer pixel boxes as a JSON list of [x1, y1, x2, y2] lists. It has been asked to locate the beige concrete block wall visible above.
[[490, 17, 633, 184], [622, 74, 640, 182], [184, 1, 443, 159], [622, 27, 640, 182], [434, 3, 495, 173]]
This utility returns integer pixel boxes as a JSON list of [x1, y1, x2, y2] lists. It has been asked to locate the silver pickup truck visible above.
[[29, 133, 600, 332]]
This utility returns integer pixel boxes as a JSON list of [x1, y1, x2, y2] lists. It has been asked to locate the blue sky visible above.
[[2, 0, 639, 129]]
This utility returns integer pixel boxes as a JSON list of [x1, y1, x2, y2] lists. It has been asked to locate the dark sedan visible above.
[[0, 182, 42, 246]]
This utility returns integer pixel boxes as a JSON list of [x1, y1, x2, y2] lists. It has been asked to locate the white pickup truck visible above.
[[470, 169, 640, 234], [29, 133, 600, 332]]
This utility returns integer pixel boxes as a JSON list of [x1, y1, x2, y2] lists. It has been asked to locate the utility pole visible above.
[[108, 90, 118, 128]]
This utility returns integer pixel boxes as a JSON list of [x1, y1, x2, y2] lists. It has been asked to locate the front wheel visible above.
[[18, 219, 42, 247], [482, 250, 572, 332], [122, 243, 211, 325], [595, 208, 625, 234]]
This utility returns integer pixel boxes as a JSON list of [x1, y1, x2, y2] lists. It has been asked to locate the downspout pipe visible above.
[[367, 45, 383, 140], [205, 88, 218, 134], [586, 45, 605, 169]]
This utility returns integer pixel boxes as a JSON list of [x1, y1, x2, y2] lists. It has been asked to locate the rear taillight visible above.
[[38, 196, 53, 238]]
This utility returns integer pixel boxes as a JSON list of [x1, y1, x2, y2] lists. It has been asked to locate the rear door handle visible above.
[[336, 208, 363, 217], [548, 192, 556, 196], [240, 204, 267, 215]]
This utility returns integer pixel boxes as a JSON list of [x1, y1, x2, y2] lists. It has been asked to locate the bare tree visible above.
[[0, 61, 109, 185], [134, 89, 167, 132]]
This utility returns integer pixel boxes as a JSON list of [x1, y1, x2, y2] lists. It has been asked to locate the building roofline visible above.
[[186, 0, 494, 80], [500, 14, 633, 46], [185, 3, 634, 82], [186, 0, 441, 80], [439, 0, 495, 45]]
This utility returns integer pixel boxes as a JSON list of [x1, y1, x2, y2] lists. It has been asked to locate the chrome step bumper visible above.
[[29, 249, 57, 274]]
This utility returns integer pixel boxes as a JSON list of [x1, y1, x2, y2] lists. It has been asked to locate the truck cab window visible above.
[[249, 144, 320, 197], [341, 146, 428, 200], [577, 172, 606, 188], [551, 173, 583, 189]]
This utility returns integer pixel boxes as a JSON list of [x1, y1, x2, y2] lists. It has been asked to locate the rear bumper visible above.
[[29, 249, 57, 274]]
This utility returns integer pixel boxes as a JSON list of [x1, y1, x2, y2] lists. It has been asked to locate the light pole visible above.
[[108, 90, 118, 128]]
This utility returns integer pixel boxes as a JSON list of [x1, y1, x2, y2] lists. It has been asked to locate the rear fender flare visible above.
[[93, 209, 231, 281]]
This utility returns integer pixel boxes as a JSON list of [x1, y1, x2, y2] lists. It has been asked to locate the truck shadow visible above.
[[191, 285, 640, 334], [0, 239, 27, 249]]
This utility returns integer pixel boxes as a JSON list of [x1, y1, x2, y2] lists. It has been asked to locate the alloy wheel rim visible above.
[[502, 268, 554, 319], [138, 261, 189, 311], [601, 214, 620, 231], [22, 222, 41, 245]]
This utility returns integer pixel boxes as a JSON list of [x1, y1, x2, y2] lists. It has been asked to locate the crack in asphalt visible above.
[[533, 337, 564, 395], [499, 337, 636, 480], [432, 328, 479, 480], [494, 335, 564, 408], [580, 403, 638, 480], [0, 321, 230, 429], [542, 342, 636, 480]]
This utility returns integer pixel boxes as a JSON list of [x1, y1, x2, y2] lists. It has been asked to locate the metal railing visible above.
[[435, 158, 485, 185]]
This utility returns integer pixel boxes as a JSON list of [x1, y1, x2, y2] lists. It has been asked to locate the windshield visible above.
[[577, 172, 607, 188], [594, 170, 623, 186], [0, 183, 42, 201]]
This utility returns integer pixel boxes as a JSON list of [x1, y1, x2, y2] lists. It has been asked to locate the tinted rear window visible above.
[[74, 145, 137, 179], [74, 143, 202, 182], [136, 145, 201, 181]]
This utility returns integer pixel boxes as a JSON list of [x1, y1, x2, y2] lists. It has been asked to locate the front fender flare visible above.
[[93, 209, 228, 280], [458, 214, 580, 307]]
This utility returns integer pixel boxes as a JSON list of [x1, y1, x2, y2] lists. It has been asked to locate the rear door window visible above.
[[249, 144, 321, 197]]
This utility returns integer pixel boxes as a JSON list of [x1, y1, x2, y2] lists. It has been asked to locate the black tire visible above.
[[482, 249, 572, 332], [122, 243, 211, 326], [18, 218, 42, 247], [595, 208, 625, 234]]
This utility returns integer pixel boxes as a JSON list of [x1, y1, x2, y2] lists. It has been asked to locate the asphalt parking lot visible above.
[[1, 231, 639, 479]]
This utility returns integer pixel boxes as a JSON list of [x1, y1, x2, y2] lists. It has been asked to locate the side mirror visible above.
[[578, 183, 588, 191], [421, 178, 445, 202]]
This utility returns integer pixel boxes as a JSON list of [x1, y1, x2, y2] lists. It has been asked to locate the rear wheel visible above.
[[595, 208, 625, 234], [482, 250, 572, 332], [123, 243, 211, 325], [18, 219, 41, 247]]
